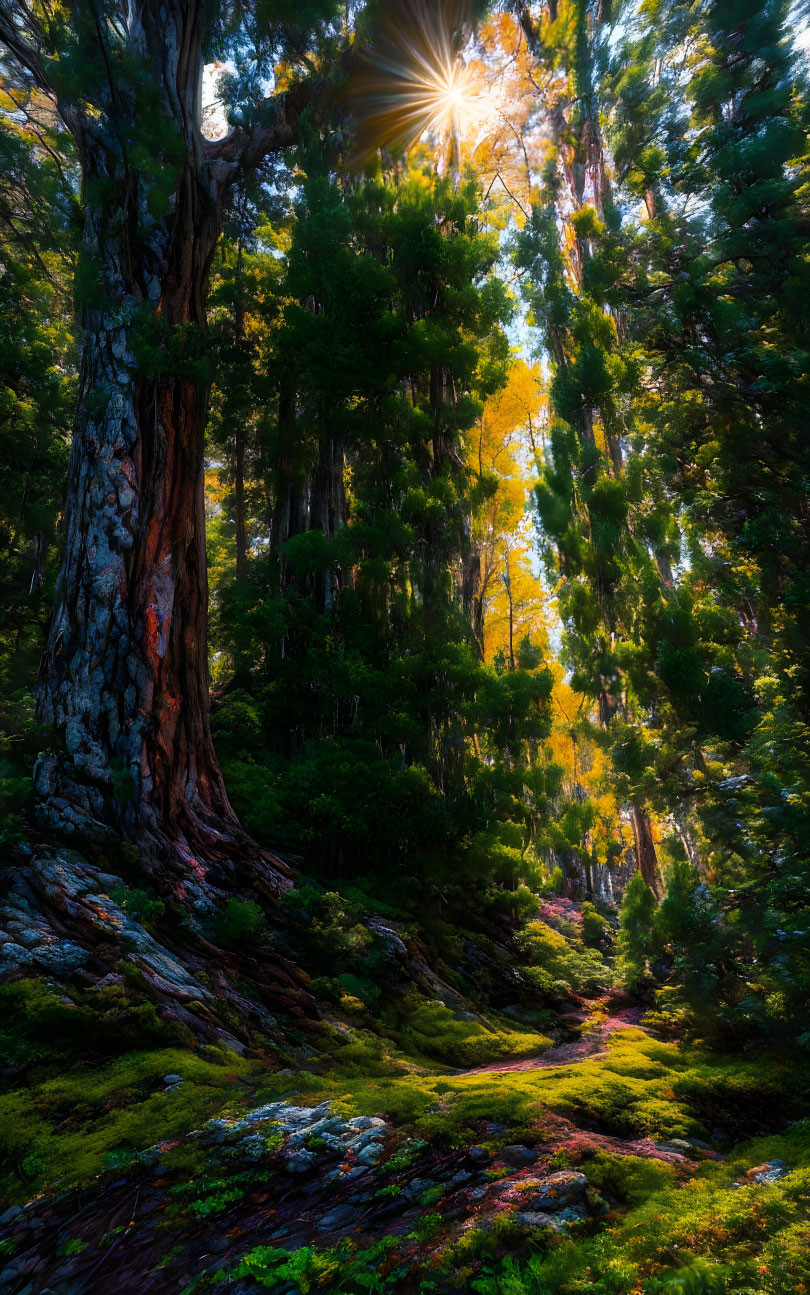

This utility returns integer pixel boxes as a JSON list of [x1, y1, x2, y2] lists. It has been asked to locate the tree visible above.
[[0, 75, 77, 840], [0, 0, 344, 890], [511, 0, 666, 895]]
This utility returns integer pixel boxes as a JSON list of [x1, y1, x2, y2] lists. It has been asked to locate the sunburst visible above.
[[345, 0, 490, 167]]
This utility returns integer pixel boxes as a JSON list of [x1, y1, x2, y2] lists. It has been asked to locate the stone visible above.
[[354, 1141, 384, 1166], [347, 1127, 387, 1151], [338, 1166, 367, 1182], [518, 1211, 561, 1231], [749, 1160, 789, 1184], [466, 1146, 491, 1167], [400, 1178, 432, 1202], [0, 942, 35, 974], [285, 1151, 317, 1174], [32, 940, 90, 974], [522, 1171, 588, 1213], [557, 1204, 588, 1223], [0, 1204, 23, 1225], [316, 1204, 358, 1232], [163, 1074, 183, 1085], [500, 1144, 540, 1167]]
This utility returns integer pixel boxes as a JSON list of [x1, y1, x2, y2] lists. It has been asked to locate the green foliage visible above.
[[394, 996, 552, 1069], [517, 919, 612, 997], [581, 901, 614, 953], [0, 1038, 255, 1206], [617, 874, 659, 993], [207, 164, 553, 913], [212, 898, 268, 950]]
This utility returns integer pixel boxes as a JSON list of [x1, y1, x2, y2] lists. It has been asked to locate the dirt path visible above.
[[465, 998, 647, 1075]]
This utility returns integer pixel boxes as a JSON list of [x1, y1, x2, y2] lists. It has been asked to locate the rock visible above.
[[0, 1204, 23, 1225], [355, 1141, 384, 1166], [285, 1151, 317, 1174], [557, 1204, 588, 1223], [163, 1074, 183, 1086], [316, 1204, 358, 1232], [237, 1135, 268, 1161], [337, 1166, 367, 1182], [400, 1178, 435, 1202], [0, 942, 36, 975], [522, 1171, 588, 1212], [467, 1146, 491, 1167], [500, 1144, 540, 1167], [347, 1127, 387, 1151], [8, 928, 44, 950], [518, 1210, 561, 1231], [347, 1116, 387, 1132], [31, 940, 89, 974], [748, 1160, 789, 1184]]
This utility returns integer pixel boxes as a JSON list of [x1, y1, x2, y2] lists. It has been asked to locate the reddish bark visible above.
[[0, 0, 309, 891]]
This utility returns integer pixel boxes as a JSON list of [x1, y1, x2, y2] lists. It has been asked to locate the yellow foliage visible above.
[[466, 361, 550, 664]]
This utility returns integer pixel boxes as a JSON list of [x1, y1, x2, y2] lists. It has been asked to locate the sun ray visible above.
[[345, 0, 491, 168]]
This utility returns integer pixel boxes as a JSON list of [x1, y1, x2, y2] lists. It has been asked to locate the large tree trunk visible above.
[[630, 803, 661, 899], [33, 1, 292, 893]]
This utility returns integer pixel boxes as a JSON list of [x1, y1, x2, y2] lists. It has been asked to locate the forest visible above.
[[0, 0, 809, 1291]]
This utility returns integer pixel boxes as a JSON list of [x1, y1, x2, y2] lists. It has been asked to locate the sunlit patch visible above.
[[345, 0, 495, 166]]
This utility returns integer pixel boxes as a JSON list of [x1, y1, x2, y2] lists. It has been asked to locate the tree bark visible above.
[[235, 422, 249, 581], [31, 0, 297, 891], [630, 803, 661, 898]]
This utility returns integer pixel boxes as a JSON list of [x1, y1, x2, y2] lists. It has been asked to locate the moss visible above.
[[516, 920, 612, 996], [582, 1151, 677, 1207], [0, 1046, 257, 1206], [0, 978, 193, 1071], [393, 996, 553, 1069], [255, 1029, 714, 1152]]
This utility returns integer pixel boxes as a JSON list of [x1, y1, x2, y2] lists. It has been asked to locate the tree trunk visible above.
[[33, 1, 292, 893], [630, 803, 661, 898], [235, 422, 249, 581]]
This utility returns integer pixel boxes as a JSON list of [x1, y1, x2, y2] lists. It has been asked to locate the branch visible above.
[[0, 1, 53, 96], [203, 77, 320, 192]]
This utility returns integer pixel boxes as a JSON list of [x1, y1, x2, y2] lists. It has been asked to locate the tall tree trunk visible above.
[[630, 803, 661, 898], [235, 422, 249, 581], [234, 240, 249, 582], [32, 1, 294, 892]]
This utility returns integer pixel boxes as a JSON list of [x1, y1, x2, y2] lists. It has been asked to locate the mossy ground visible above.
[[253, 1027, 805, 1152], [2, 898, 809, 1294]]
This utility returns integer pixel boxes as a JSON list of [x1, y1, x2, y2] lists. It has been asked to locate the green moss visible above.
[[255, 1029, 711, 1151], [583, 1151, 677, 1207], [516, 920, 612, 996], [0, 1046, 257, 1206], [0, 978, 193, 1069], [394, 996, 553, 1068]]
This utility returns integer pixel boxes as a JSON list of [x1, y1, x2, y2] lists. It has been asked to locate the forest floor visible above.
[[1, 902, 809, 1295]]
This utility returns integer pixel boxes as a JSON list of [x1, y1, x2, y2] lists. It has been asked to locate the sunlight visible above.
[[419, 57, 482, 139], [346, 0, 498, 166]]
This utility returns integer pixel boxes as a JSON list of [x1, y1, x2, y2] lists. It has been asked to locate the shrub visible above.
[[516, 920, 611, 996], [212, 898, 268, 949], [617, 872, 658, 992], [581, 901, 614, 953]]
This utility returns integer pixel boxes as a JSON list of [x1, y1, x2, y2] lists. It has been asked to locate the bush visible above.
[[516, 920, 611, 996], [212, 898, 268, 950], [581, 901, 614, 953], [617, 872, 658, 992]]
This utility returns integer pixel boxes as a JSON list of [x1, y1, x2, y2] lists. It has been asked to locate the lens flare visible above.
[[345, 0, 484, 166]]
